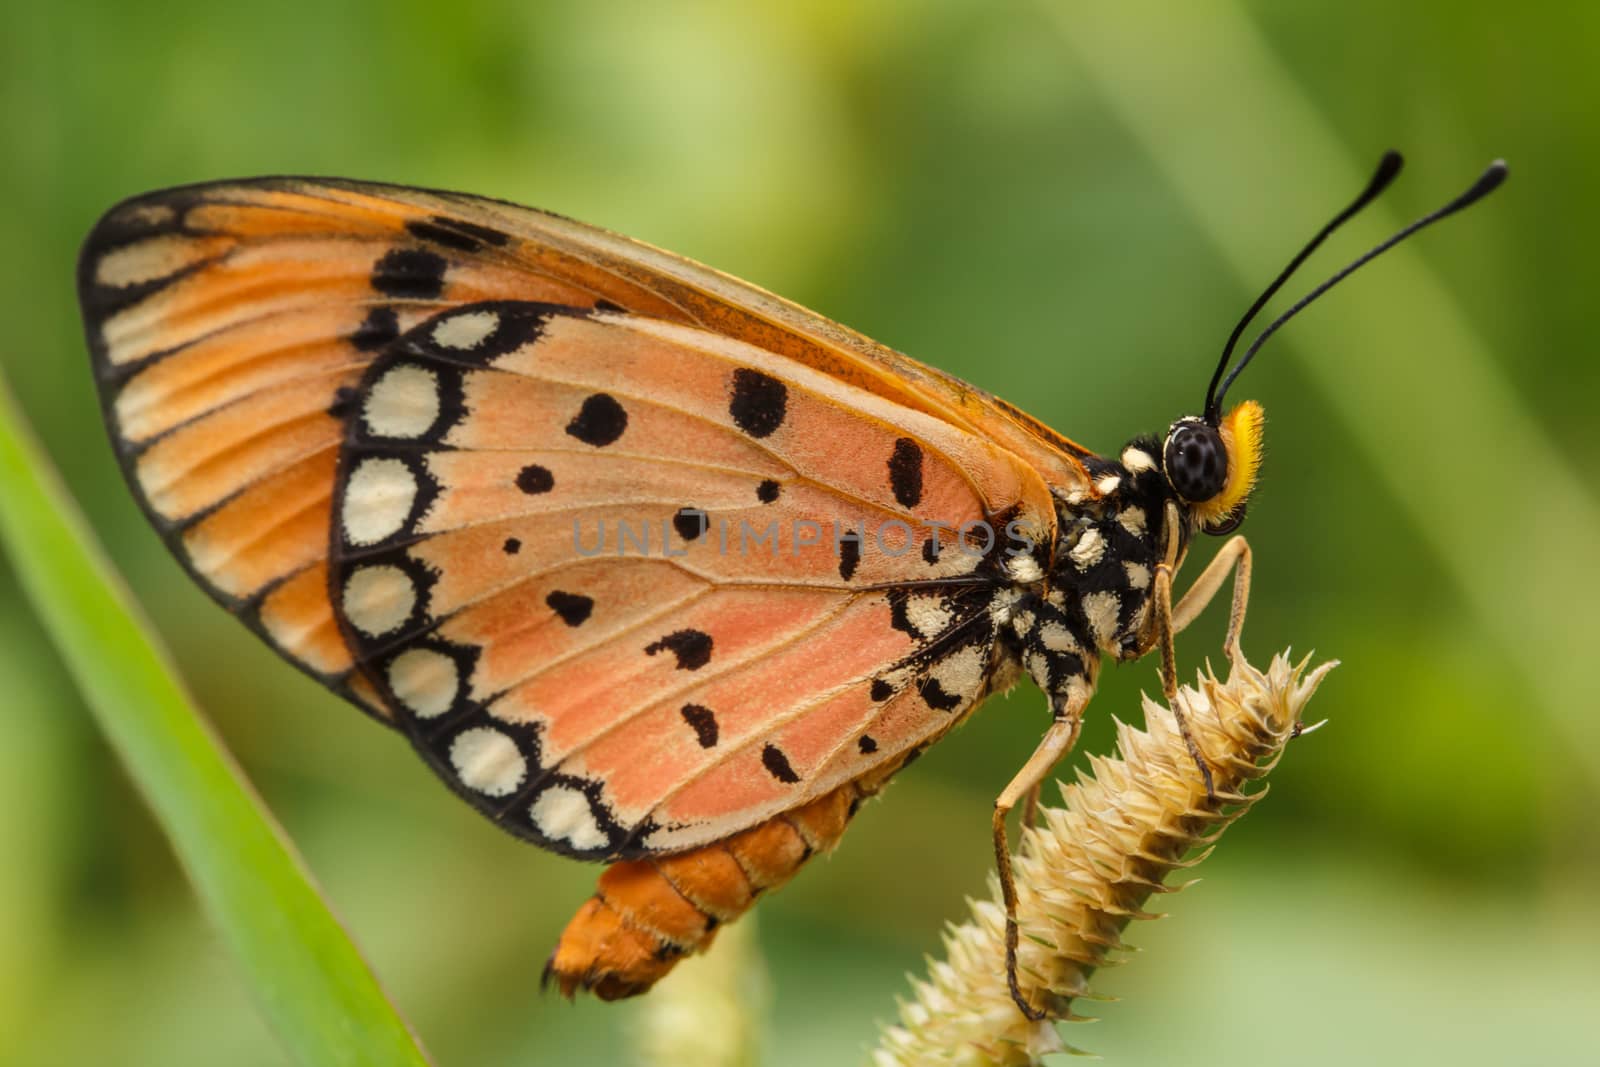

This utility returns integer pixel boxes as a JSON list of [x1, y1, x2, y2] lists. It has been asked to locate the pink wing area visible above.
[[331, 303, 1048, 856]]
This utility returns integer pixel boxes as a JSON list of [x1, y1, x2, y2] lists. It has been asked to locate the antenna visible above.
[[1212, 159, 1508, 410], [1205, 151, 1404, 423]]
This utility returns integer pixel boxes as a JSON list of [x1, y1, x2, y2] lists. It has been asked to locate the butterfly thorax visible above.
[[1006, 436, 1190, 716]]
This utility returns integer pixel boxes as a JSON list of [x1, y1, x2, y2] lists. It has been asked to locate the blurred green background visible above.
[[3, 1, 1597, 1064]]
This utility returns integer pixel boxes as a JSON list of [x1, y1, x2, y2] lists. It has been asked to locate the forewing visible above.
[[78, 178, 1090, 718]]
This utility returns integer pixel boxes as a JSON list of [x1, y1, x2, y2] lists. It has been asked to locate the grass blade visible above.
[[0, 371, 432, 1067]]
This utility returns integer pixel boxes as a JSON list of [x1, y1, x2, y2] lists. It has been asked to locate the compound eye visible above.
[[1163, 421, 1228, 503]]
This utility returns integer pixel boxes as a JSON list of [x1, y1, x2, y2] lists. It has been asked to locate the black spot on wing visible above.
[[761, 743, 800, 784], [645, 629, 712, 670], [502, 537, 522, 555], [516, 464, 554, 494], [546, 590, 593, 627], [886, 589, 920, 640], [349, 306, 400, 351], [838, 529, 861, 581], [404, 215, 511, 252], [917, 676, 963, 712], [372, 248, 447, 299], [565, 393, 628, 447], [680, 704, 719, 748], [869, 678, 893, 702], [888, 438, 924, 508], [858, 735, 878, 754], [673, 508, 708, 541], [728, 368, 787, 438], [327, 386, 358, 420], [756, 479, 781, 504]]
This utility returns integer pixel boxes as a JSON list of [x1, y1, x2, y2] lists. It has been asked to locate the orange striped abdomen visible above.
[[546, 769, 893, 999]]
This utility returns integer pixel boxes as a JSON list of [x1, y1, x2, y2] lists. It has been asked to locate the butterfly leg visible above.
[[1169, 534, 1252, 658], [1153, 535, 1253, 798], [1018, 781, 1043, 831], [992, 685, 1092, 1020]]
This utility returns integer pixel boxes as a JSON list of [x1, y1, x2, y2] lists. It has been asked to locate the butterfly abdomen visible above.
[[546, 758, 909, 998]]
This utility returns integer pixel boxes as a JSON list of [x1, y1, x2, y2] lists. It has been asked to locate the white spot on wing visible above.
[[386, 647, 458, 718], [362, 364, 440, 438], [96, 234, 212, 288], [1083, 590, 1121, 647], [432, 309, 499, 349], [342, 564, 416, 636], [930, 645, 985, 701], [450, 727, 527, 797], [531, 785, 608, 850], [342, 457, 418, 545], [907, 595, 953, 638]]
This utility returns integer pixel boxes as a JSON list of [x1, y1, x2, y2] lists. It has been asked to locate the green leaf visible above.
[[0, 371, 432, 1067]]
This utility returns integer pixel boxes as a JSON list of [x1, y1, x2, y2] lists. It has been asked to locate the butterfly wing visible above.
[[335, 301, 1053, 855], [78, 178, 1086, 856]]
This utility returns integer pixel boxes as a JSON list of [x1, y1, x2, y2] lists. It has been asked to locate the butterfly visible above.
[[76, 151, 1503, 1014]]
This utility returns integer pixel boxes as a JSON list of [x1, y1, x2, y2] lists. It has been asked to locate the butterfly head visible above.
[[1165, 151, 1508, 538], [1160, 402, 1264, 536]]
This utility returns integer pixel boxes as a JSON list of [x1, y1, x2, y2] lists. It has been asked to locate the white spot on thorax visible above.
[[1082, 590, 1121, 647], [1069, 527, 1105, 570], [342, 564, 417, 636], [342, 457, 418, 545], [1121, 447, 1158, 473], [1095, 473, 1122, 495], [989, 587, 1022, 626], [363, 364, 440, 438], [1118, 506, 1147, 538], [1004, 554, 1044, 584], [450, 727, 527, 797], [432, 309, 499, 349], [1123, 561, 1151, 590], [386, 647, 458, 718], [906, 595, 953, 639], [531, 785, 608, 850]]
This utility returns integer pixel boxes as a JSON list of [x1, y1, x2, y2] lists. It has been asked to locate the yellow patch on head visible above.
[[1192, 400, 1264, 528]]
